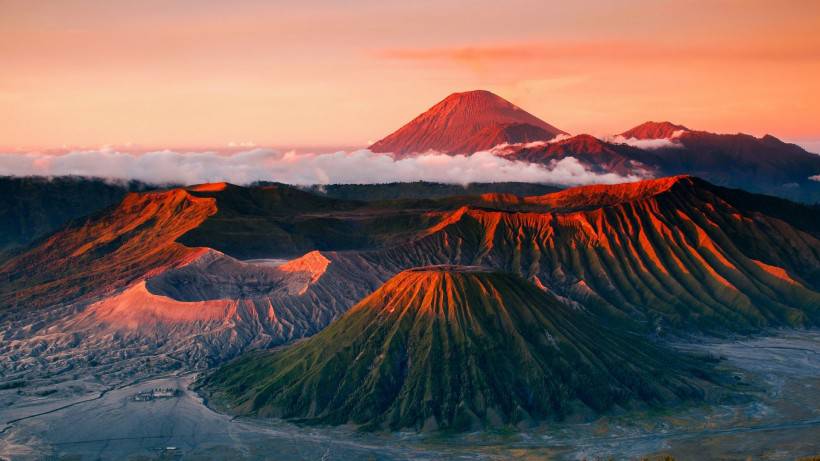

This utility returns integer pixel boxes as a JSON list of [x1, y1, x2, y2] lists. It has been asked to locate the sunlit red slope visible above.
[[356, 176, 820, 332], [0, 176, 146, 255], [0, 188, 217, 310], [200, 267, 716, 431], [369, 90, 567, 156]]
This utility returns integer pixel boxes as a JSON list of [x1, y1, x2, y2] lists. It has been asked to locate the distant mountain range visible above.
[[370, 90, 820, 203], [0, 177, 560, 258]]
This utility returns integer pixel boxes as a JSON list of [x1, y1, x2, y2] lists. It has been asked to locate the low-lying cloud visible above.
[[490, 134, 574, 154], [0, 148, 647, 187], [605, 135, 684, 150]]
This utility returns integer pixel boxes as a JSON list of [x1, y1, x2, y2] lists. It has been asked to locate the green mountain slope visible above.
[[200, 267, 716, 432]]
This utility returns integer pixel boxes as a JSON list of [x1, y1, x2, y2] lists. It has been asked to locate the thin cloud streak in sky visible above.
[[377, 41, 820, 64], [0, 149, 646, 187]]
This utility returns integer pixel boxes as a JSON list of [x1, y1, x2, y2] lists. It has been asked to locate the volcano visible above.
[[0, 176, 149, 255], [337, 176, 820, 333], [369, 90, 567, 157], [200, 266, 714, 431]]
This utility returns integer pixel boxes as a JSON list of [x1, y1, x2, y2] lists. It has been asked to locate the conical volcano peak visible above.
[[370, 90, 567, 156], [356, 265, 505, 317], [202, 267, 717, 431]]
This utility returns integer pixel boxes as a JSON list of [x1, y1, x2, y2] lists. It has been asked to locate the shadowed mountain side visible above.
[[200, 268, 719, 432], [499, 130, 820, 204], [0, 176, 151, 257], [175, 182, 514, 259], [618, 123, 820, 203], [654, 131, 820, 198], [1, 179, 582, 314]]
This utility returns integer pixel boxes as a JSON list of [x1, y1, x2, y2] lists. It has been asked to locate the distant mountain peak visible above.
[[620, 121, 690, 139], [370, 90, 567, 156]]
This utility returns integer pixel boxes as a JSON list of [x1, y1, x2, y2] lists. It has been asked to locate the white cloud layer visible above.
[[0, 148, 647, 187], [605, 135, 684, 150], [488, 134, 574, 156]]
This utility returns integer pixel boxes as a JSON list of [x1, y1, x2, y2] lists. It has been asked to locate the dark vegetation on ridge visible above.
[[0, 176, 151, 257]]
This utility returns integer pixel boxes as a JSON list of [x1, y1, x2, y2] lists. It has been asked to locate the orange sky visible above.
[[2, 0, 819, 150]]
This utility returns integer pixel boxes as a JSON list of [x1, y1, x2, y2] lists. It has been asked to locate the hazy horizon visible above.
[[3, 0, 819, 148]]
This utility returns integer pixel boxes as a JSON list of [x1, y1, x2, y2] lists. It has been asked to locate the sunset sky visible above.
[[2, 0, 819, 151]]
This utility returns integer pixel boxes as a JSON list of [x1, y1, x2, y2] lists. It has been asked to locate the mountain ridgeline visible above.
[[2, 175, 819, 421], [199, 267, 716, 431], [347, 176, 820, 333], [368, 91, 820, 203]]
